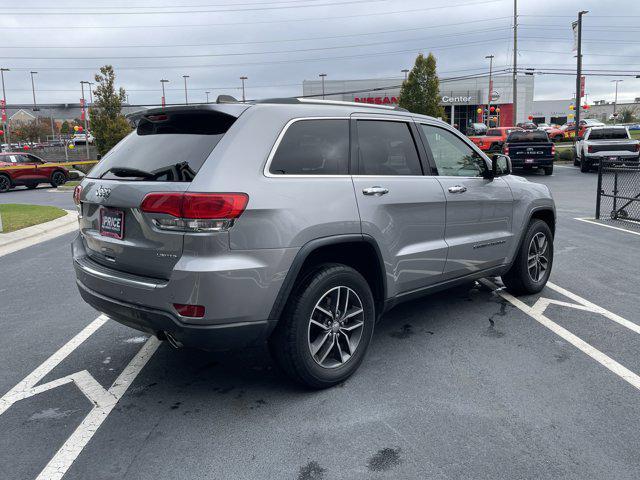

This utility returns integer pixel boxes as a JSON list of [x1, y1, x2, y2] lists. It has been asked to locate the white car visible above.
[[72, 132, 94, 145]]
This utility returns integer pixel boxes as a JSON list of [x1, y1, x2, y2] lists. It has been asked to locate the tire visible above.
[[269, 263, 375, 389], [501, 219, 553, 295], [26, 183, 38, 189], [0, 174, 11, 193], [580, 158, 591, 173], [50, 170, 67, 188], [543, 166, 553, 176]]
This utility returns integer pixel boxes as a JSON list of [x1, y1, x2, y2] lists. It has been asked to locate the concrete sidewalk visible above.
[[0, 209, 78, 257]]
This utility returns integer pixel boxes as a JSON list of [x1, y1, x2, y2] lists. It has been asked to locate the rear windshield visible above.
[[88, 110, 236, 182], [588, 128, 629, 140], [507, 130, 549, 143], [486, 129, 502, 136]]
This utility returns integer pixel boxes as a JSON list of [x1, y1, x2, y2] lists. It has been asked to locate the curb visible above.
[[0, 209, 78, 257]]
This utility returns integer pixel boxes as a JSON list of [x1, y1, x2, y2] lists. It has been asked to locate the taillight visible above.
[[551, 144, 556, 155], [588, 145, 594, 153], [140, 192, 248, 232], [73, 184, 82, 205], [503, 145, 509, 155], [635, 144, 640, 152], [173, 303, 205, 318]]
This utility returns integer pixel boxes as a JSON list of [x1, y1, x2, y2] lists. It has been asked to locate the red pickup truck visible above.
[[469, 127, 523, 152], [0, 152, 69, 192]]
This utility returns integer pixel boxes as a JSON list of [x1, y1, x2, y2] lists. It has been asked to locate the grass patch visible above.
[[630, 130, 640, 140], [0, 204, 67, 233], [58, 180, 81, 190]]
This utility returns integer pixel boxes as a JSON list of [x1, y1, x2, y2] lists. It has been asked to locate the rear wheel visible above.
[[502, 219, 553, 295], [580, 158, 591, 173], [543, 166, 553, 176], [50, 171, 67, 188], [269, 264, 375, 389], [0, 174, 10, 193]]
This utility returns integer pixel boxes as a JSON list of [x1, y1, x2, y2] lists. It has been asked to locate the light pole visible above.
[[182, 75, 190, 105], [205, 91, 211, 103], [80, 81, 91, 158], [401, 69, 409, 81], [612, 79, 623, 124], [87, 82, 94, 105], [30, 71, 39, 111], [160, 79, 169, 108], [319, 73, 327, 99], [0, 68, 8, 145], [240, 76, 248, 102], [485, 55, 495, 126], [574, 10, 588, 141]]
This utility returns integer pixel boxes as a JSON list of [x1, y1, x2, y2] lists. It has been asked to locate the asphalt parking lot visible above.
[[1, 166, 639, 480]]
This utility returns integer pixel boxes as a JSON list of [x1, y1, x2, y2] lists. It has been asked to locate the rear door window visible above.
[[88, 110, 237, 182], [356, 120, 422, 175], [269, 119, 349, 175]]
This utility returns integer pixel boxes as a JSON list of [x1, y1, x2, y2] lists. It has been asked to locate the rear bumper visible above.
[[511, 157, 554, 168], [583, 154, 640, 166], [76, 279, 271, 350]]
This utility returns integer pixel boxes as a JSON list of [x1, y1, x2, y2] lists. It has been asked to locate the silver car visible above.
[[72, 99, 556, 388]]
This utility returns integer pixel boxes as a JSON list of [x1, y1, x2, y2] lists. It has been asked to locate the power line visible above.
[[0, 0, 504, 29], [520, 49, 640, 58]]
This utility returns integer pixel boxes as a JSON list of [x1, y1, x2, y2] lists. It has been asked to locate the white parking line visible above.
[[0, 315, 161, 480], [481, 279, 640, 392], [574, 217, 640, 237]]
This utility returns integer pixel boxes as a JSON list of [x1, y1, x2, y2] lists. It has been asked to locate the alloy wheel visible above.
[[527, 232, 549, 283], [52, 172, 66, 186], [307, 286, 364, 369], [0, 176, 9, 192]]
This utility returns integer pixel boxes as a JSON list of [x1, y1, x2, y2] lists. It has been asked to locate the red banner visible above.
[[1, 99, 6, 123], [580, 76, 586, 98]]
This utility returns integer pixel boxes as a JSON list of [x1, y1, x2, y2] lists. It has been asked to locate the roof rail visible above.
[[254, 97, 408, 112]]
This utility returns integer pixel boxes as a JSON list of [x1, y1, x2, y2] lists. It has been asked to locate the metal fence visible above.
[[596, 159, 640, 223]]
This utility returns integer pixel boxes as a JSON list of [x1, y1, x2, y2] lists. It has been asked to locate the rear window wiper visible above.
[[99, 167, 156, 179]]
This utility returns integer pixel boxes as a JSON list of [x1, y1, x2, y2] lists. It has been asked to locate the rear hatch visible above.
[[78, 106, 246, 279]]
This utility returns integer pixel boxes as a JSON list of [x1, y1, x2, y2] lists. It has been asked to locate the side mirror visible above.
[[491, 154, 512, 177]]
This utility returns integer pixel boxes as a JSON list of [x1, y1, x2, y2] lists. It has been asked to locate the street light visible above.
[[0, 68, 9, 145], [30, 71, 39, 111], [485, 55, 495, 126], [319, 73, 327, 99], [87, 82, 94, 105], [611, 79, 623, 124], [240, 76, 248, 102], [205, 91, 211, 103], [401, 69, 409, 81], [182, 75, 190, 105], [160, 79, 169, 108]]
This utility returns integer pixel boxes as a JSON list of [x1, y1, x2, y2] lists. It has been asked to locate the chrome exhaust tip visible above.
[[162, 331, 183, 349]]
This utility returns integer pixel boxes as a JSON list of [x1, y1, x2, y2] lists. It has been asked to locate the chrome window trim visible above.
[[263, 116, 352, 178]]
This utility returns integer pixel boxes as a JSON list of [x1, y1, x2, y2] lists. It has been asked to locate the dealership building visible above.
[[302, 74, 535, 133]]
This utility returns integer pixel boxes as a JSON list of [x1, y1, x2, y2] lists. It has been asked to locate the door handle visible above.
[[362, 186, 389, 196], [448, 185, 467, 194]]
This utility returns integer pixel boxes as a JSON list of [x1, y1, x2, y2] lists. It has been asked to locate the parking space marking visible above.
[[482, 279, 640, 392], [574, 217, 640, 237], [0, 315, 161, 480]]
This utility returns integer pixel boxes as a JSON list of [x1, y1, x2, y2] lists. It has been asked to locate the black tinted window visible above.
[[88, 110, 236, 182], [356, 120, 422, 175], [486, 129, 502, 136], [507, 131, 549, 143], [270, 119, 349, 175], [588, 128, 628, 140]]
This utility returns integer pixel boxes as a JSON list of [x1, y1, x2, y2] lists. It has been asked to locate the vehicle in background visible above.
[[537, 123, 550, 130], [574, 126, 640, 172], [71, 101, 556, 388], [626, 123, 640, 131], [0, 152, 69, 192], [562, 119, 605, 139], [541, 125, 565, 142], [516, 122, 538, 130], [468, 122, 487, 136], [469, 126, 523, 152], [72, 132, 95, 145], [503, 129, 555, 175]]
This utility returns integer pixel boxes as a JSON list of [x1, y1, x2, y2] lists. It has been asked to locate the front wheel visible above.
[[501, 219, 553, 295], [269, 264, 375, 389]]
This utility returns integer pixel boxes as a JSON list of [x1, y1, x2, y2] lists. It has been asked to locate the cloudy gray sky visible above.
[[1, 0, 639, 106]]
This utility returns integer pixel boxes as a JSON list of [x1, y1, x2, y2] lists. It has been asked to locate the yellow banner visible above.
[[0, 160, 99, 171]]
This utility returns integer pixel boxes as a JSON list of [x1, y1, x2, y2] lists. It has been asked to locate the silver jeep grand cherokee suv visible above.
[[73, 99, 555, 388]]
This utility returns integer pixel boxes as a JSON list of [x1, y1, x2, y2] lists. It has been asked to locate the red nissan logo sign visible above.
[[354, 96, 399, 105]]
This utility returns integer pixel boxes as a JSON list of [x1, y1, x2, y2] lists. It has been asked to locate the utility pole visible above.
[[205, 91, 210, 103], [182, 75, 190, 105], [30, 71, 39, 111], [160, 79, 169, 108], [87, 82, 94, 104], [240, 76, 248, 102], [612, 79, 623, 124], [512, 0, 518, 125], [80, 81, 90, 158], [486, 55, 494, 127], [0, 68, 8, 145], [574, 10, 588, 140], [401, 69, 409, 81], [319, 73, 327, 99]]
